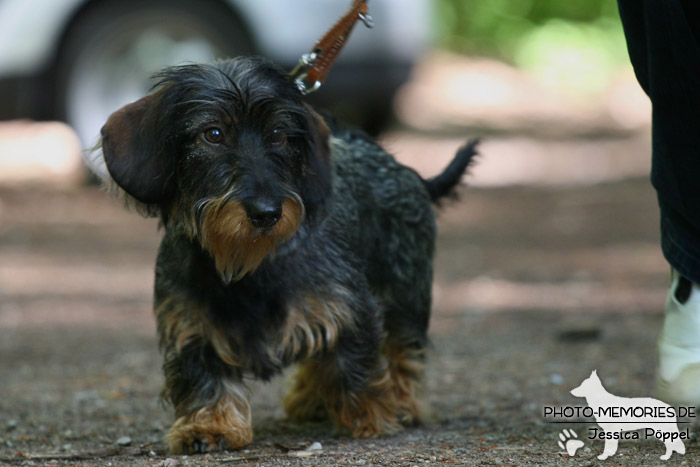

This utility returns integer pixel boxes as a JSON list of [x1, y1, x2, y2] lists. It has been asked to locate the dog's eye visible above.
[[202, 127, 224, 145], [270, 128, 287, 146]]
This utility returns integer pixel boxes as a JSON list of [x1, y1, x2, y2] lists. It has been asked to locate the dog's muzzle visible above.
[[244, 199, 282, 231], [193, 192, 304, 282]]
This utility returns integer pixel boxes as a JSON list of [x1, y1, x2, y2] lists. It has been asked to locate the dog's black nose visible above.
[[244, 199, 282, 230]]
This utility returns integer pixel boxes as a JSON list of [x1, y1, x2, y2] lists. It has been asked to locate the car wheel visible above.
[[53, 0, 254, 148]]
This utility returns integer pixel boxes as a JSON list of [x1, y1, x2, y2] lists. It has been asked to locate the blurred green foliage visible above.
[[435, 0, 627, 67], [434, 0, 630, 96]]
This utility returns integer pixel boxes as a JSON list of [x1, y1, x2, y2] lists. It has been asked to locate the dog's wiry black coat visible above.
[[96, 56, 478, 453]]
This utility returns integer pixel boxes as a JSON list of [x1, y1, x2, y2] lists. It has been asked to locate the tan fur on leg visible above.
[[284, 340, 425, 436], [156, 296, 240, 367], [167, 381, 252, 453], [329, 356, 403, 438], [283, 359, 329, 422], [382, 341, 426, 426], [277, 292, 355, 361], [285, 356, 402, 437]]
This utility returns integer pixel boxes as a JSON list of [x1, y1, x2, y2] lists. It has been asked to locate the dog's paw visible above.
[[167, 421, 252, 454], [337, 393, 403, 438], [557, 429, 584, 457], [166, 401, 253, 454]]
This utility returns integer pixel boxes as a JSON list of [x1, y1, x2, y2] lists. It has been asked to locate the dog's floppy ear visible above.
[[100, 89, 175, 205], [300, 105, 332, 210]]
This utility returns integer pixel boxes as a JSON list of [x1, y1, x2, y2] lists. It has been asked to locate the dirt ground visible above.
[[2, 126, 699, 466]]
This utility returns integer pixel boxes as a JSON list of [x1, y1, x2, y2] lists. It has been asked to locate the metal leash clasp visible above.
[[358, 11, 374, 28], [290, 52, 322, 95], [290, 0, 373, 95]]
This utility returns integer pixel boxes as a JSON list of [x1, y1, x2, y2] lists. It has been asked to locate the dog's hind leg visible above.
[[661, 438, 686, 460], [661, 443, 672, 461], [674, 438, 686, 456]]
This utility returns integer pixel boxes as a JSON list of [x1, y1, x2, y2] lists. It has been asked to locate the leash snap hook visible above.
[[289, 0, 373, 95], [359, 11, 374, 28], [290, 51, 321, 95]]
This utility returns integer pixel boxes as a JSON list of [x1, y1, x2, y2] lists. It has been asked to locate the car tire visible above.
[[51, 0, 255, 147]]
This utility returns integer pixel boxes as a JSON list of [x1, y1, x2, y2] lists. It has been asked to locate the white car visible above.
[[0, 0, 430, 144]]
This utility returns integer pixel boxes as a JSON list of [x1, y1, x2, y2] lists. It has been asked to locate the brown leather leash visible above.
[[290, 0, 373, 95]]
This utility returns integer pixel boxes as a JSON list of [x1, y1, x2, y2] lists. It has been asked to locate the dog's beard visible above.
[[195, 193, 303, 283]]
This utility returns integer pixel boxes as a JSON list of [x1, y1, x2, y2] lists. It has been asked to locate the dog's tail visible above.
[[423, 139, 479, 203]]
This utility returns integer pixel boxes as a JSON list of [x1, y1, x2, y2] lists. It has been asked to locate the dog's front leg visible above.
[[285, 307, 404, 438], [598, 435, 618, 460], [156, 296, 252, 454], [326, 335, 404, 438], [165, 367, 252, 454]]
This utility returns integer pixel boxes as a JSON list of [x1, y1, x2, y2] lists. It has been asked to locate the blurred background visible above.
[[0, 1, 673, 463], [0, 0, 650, 185]]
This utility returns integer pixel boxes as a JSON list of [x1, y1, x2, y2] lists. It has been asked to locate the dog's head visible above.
[[98, 56, 332, 282], [570, 370, 603, 398]]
